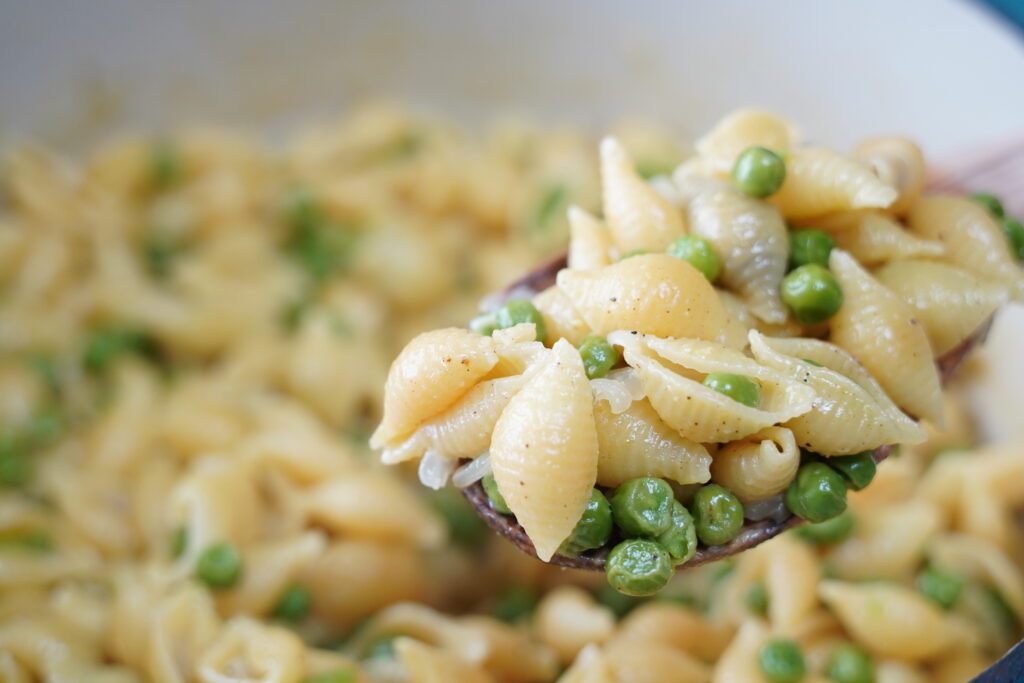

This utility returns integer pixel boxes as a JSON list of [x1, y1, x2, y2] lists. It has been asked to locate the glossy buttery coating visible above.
[[460, 249, 988, 570]]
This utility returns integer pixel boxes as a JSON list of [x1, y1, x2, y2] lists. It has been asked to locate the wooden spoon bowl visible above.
[[460, 252, 992, 571]]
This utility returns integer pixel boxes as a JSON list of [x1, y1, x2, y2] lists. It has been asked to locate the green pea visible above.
[[732, 146, 787, 198], [273, 583, 312, 622], [365, 634, 399, 659], [605, 539, 674, 597], [196, 542, 243, 589], [426, 487, 487, 547], [82, 327, 156, 373], [578, 334, 620, 379], [281, 187, 322, 232], [150, 141, 182, 189], [780, 264, 843, 324], [27, 409, 63, 448], [666, 235, 721, 282], [795, 508, 855, 545], [758, 638, 806, 683], [828, 452, 876, 491], [784, 462, 848, 523], [596, 584, 645, 617], [690, 484, 745, 546], [481, 473, 512, 515], [916, 566, 963, 610], [970, 192, 1005, 219], [826, 643, 873, 683], [286, 222, 359, 282], [703, 373, 761, 408], [301, 669, 356, 683], [170, 525, 188, 558], [1001, 218, 1024, 261], [469, 311, 498, 336], [0, 438, 29, 487], [610, 477, 675, 537], [789, 228, 835, 269], [560, 489, 613, 555], [492, 585, 538, 623], [494, 300, 548, 344], [657, 500, 698, 565], [745, 580, 769, 616], [142, 233, 184, 279], [0, 529, 53, 553]]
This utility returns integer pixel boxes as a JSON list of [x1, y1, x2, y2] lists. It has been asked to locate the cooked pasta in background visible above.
[[0, 103, 1021, 682]]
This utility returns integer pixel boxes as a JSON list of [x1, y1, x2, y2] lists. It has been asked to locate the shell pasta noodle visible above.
[[0, 103, 1021, 682]]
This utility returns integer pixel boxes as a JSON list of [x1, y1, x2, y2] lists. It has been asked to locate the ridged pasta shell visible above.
[[852, 137, 926, 215], [532, 286, 592, 347], [907, 196, 1024, 299], [687, 185, 789, 323], [874, 260, 1008, 356], [769, 147, 898, 219], [557, 254, 726, 341], [490, 339, 598, 562], [381, 374, 530, 464], [815, 211, 944, 266], [612, 332, 815, 443], [371, 328, 498, 449], [710, 426, 800, 503], [600, 137, 685, 253], [695, 108, 800, 174], [567, 205, 612, 270], [394, 638, 492, 682], [818, 580, 964, 660], [593, 398, 711, 487], [748, 331, 925, 454], [829, 250, 943, 424]]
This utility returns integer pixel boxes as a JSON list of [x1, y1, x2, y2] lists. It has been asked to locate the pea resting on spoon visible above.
[[456, 251, 989, 595]]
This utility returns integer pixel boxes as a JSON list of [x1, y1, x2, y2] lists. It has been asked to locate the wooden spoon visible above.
[[460, 251, 992, 570]]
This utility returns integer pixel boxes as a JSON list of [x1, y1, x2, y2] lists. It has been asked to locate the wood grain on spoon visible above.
[[459, 251, 992, 571]]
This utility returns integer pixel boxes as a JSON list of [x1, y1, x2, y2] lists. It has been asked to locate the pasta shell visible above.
[[557, 254, 727, 341], [394, 638, 493, 683], [346, 603, 489, 666], [613, 602, 734, 663], [536, 586, 616, 666], [612, 332, 815, 443], [197, 618, 305, 683], [371, 328, 498, 448], [815, 211, 944, 266], [490, 339, 598, 561], [818, 580, 961, 660], [826, 500, 942, 581], [594, 398, 712, 487], [907, 196, 1023, 298], [829, 250, 943, 423], [927, 533, 1024, 624], [712, 619, 772, 683], [710, 426, 800, 503], [382, 375, 530, 464], [695, 108, 800, 174], [852, 137, 926, 215], [602, 640, 711, 683], [600, 137, 685, 253], [532, 286, 592, 347], [748, 331, 925, 454], [874, 260, 1008, 356], [687, 184, 789, 323], [764, 534, 822, 633], [567, 205, 612, 270], [305, 470, 446, 547], [769, 147, 898, 219]]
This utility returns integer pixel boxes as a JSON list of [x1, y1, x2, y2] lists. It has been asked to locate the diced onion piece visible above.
[[452, 453, 492, 489], [418, 449, 455, 490]]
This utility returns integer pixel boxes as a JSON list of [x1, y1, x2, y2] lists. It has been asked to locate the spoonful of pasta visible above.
[[370, 110, 1023, 597]]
